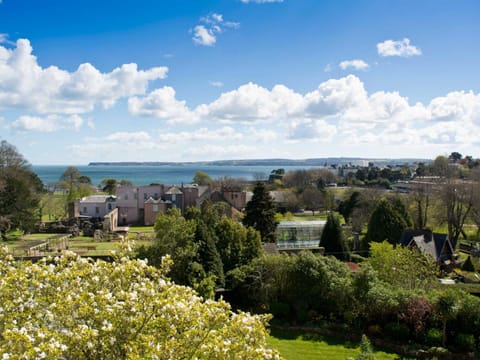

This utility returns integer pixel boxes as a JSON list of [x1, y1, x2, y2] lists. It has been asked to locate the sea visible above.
[[32, 164, 317, 187]]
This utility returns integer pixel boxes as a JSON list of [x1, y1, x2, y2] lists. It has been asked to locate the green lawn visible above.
[[268, 330, 401, 360]]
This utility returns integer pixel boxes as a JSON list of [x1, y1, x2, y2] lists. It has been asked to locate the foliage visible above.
[[433, 289, 461, 347], [59, 166, 93, 204], [368, 241, 437, 291], [462, 256, 476, 272], [100, 178, 118, 195], [299, 186, 324, 215], [230, 252, 352, 321], [399, 295, 433, 339], [243, 182, 278, 242], [338, 191, 360, 224], [0, 249, 280, 359], [365, 199, 411, 245], [193, 170, 213, 186], [0, 140, 43, 240], [320, 213, 348, 260], [216, 217, 262, 274], [137, 208, 200, 289], [356, 335, 376, 360]]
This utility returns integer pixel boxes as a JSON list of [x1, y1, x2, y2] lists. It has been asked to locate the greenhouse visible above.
[[276, 221, 326, 249]]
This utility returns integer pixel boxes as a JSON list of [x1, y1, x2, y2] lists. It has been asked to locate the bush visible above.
[[453, 333, 476, 352], [384, 322, 410, 341], [426, 328, 443, 347], [462, 256, 476, 272]]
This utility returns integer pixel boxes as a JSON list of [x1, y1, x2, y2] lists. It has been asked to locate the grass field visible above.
[[268, 330, 401, 360]]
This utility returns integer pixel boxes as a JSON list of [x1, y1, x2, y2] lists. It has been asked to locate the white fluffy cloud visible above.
[[0, 39, 167, 114], [192, 25, 217, 46], [377, 38, 422, 57], [128, 87, 197, 124], [197, 82, 304, 122], [192, 13, 239, 46], [339, 59, 369, 71], [11, 114, 87, 132], [130, 74, 480, 148]]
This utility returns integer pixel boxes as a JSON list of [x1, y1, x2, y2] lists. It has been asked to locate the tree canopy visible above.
[[0, 140, 43, 240], [320, 213, 348, 260], [365, 199, 411, 245], [0, 249, 279, 359]]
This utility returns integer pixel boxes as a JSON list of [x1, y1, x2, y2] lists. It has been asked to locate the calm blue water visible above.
[[32, 164, 316, 186]]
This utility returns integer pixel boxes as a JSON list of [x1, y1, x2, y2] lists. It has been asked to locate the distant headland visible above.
[[88, 157, 431, 167]]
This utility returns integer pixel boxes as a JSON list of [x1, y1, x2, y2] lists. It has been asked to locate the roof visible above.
[[400, 229, 452, 261], [144, 197, 170, 204], [78, 195, 116, 204], [165, 186, 183, 195]]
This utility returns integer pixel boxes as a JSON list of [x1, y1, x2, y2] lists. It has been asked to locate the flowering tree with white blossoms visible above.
[[0, 249, 281, 359]]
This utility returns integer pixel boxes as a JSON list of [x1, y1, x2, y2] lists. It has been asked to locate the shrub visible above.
[[453, 333, 476, 352], [462, 256, 476, 272], [384, 322, 410, 342], [426, 328, 443, 347]]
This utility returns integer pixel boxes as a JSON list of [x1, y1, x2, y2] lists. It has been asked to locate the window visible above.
[[153, 205, 159, 212], [83, 207, 87, 214], [124, 194, 128, 200], [107, 203, 112, 210], [95, 207, 99, 214], [144, 193, 148, 200], [134, 193, 138, 200], [172, 194, 176, 201]]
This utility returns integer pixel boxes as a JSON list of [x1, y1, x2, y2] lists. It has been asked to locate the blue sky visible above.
[[1, 0, 479, 165]]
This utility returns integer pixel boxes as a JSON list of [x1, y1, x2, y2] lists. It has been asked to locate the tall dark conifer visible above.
[[320, 213, 347, 260], [242, 182, 277, 242]]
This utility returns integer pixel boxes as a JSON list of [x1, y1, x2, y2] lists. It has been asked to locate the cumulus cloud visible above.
[[339, 59, 369, 71], [197, 82, 304, 122], [0, 39, 168, 114], [192, 13, 239, 46], [377, 38, 422, 57], [128, 86, 197, 124], [161, 126, 242, 143], [130, 74, 480, 149], [10, 114, 87, 132], [192, 25, 217, 46]]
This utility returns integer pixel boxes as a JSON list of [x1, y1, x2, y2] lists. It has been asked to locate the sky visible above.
[[1, 0, 480, 165]]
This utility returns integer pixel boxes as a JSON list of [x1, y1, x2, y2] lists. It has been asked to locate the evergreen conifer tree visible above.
[[242, 182, 277, 242], [320, 213, 347, 260]]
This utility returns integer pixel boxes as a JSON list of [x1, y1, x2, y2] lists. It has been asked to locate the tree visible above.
[[299, 186, 324, 215], [0, 141, 43, 240], [356, 335, 376, 360], [216, 217, 262, 274], [193, 170, 213, 186], [408, 182, 432, 229], [100, 178, 118, 195], [320, 213, 347, 260], [0, 249, 280, 359], [339, 191, 360, 224], [137, 208, 198, 286], [440, 178, 474, 248], [434, 289, 461, 347], [242, 182, 277, 242], [365, 199, 411, 245], [368, 241, 437, 291], [59, 166, 93, 203]]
